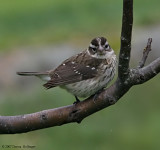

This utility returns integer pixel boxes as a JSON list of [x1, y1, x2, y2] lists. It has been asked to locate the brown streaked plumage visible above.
[[17, 37, 117, 102]]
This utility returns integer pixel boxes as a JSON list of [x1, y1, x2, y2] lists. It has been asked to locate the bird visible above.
[[17, 37, 117, 103]]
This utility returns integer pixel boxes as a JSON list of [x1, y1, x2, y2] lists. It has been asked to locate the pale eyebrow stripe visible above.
[[104, 41, 109, 45], [89, 43, 96, 48]]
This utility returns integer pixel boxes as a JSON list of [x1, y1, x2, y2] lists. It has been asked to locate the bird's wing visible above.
[[43, 59, 98, 89]]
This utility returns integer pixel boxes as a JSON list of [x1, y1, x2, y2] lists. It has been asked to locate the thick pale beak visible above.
[[97, 46, 105, 55], [98, 45, 104, 51]]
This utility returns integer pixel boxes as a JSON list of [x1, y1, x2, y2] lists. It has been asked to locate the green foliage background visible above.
[[1, 0, 160, 50], [0, 0, 160, 150]]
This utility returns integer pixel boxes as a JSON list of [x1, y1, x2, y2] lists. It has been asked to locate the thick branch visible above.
[[0, 79, 129, 134], [119, 0, 133, 80]]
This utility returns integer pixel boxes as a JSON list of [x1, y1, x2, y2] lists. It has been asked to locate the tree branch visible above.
[[0, 0, 159, 134], [138, 38, 152, 68], [118, 0, 133, 80], [0, 79, 130, 134], [132, 57, 160, 85]]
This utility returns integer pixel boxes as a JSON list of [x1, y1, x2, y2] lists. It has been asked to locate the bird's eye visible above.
[[92, 47, 97, 52], [105, 44, 109, 49]]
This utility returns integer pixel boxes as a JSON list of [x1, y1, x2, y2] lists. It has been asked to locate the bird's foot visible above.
[[73, 96, 81, 104]]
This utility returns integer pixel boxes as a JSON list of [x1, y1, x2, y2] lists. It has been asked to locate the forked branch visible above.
[[0, 0, 159, 134]]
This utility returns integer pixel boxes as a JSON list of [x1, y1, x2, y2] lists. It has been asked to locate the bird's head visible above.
[[88, 37, 114, 59]]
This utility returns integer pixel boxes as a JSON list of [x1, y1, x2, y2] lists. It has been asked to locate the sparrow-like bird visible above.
[[17, 37, 117, 103]]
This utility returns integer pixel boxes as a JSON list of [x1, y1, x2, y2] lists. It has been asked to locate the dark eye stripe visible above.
[[89, 46, 96, 52], [92, 47, 96, 51]]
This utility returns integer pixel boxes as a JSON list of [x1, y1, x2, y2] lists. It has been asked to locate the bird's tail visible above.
[[17, 72, 48, 76], [17, 72, 51, 81]]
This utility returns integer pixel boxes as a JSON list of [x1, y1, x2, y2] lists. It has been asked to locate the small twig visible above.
[[138, 38, 152, 68]]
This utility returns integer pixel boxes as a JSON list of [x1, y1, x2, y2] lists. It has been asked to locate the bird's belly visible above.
[[62, 79, 100, 97], [61, 68, 115, 98]]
